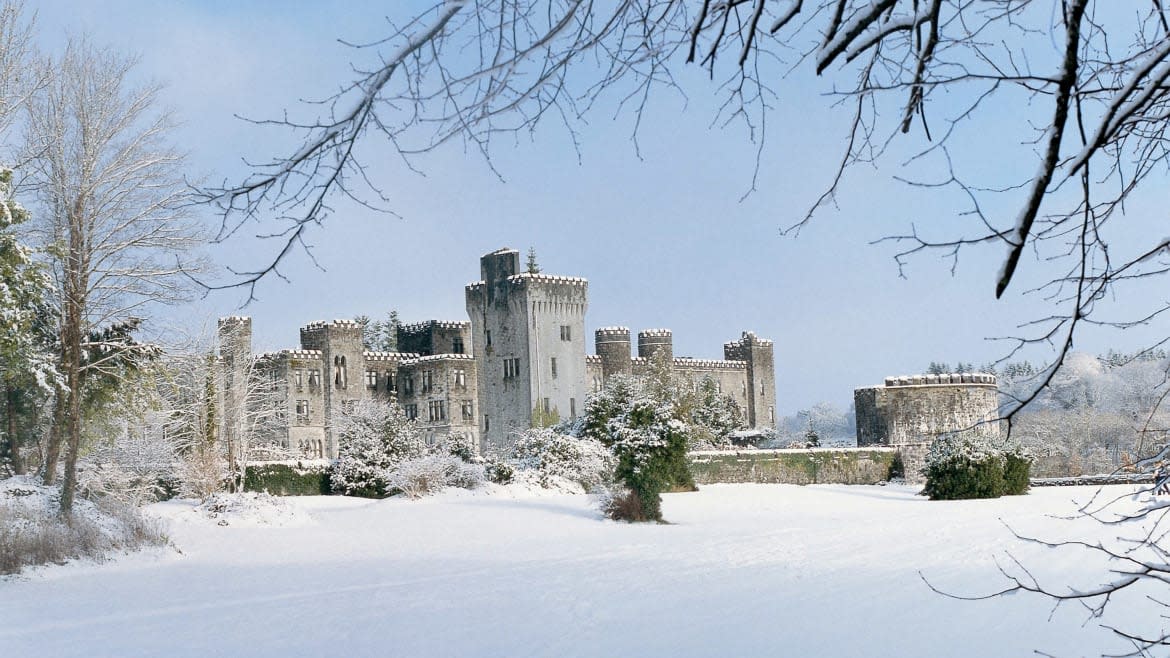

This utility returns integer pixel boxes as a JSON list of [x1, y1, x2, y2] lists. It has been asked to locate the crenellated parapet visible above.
[[401, 353, 476, 366], [673, 357, 748, 371], [855, 372, 1003, 480], [399, 320, 470, 335], [883, 373, 997, 387], [637, 329, 673, 361], [364, 351, 421, 362]]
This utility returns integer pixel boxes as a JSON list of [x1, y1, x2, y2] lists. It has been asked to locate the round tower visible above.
[[595, 327, 631, 378], [637, 329, 673, 362]]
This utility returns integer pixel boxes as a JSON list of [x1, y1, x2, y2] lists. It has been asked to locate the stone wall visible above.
[[689, 448, 898, 485]]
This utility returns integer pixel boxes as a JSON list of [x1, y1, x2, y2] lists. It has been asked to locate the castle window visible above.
[[560, 325, 571, 341], [485, 330, 492, 347], [550, 357, 557, 378], [452, 336, 465, 354], [454, 368, 467, 389], [484, 415, 490, 432], [295, 400, 309, 424], [742, 381, 747, 397], [294, 369, 304, 392], [461, 400, 474, 422], [405, 404, 418, 420], [421, 370, 434, 394], [570, 397, 576, 419], [334, 355, 348, 389], [309, 369, 320, 388], [403, 375, 414, 395], [769, 406, 775, 423], [504, 357, 521, 380], [386, 371, 396, 392], [366, 370, 378, 389], [543, 397, 551, 413]]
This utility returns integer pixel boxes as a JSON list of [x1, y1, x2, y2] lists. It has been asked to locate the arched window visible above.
[[334, 355, 348, 388]]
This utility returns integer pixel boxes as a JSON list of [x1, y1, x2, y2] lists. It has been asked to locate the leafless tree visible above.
[[23, 40, 204, 514], [202, 2, 1170, 415]]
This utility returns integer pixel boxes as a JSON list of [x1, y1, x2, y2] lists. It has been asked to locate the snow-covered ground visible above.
[[0, 483, 1160, 657]]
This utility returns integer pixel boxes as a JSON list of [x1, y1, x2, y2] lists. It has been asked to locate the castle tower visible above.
[[218, 316, 252, 459], [299, 319, 365, 457], [595, 327, 632, 378], [466, 248, 588, 453], [724, 331, 777, 428], [637, 329, 673, 361], [854, 373, 1001, 480]]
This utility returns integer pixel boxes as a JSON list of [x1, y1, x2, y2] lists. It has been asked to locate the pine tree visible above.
[[525, 247, 541, 274]]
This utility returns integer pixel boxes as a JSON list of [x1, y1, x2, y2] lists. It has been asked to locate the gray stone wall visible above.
[[397, 320, 471, 356], [595, 327, 631, 378], [396, 353, 479, 448], [299, 320, 366, 458], [854, 373, 1001, 481], [689, 448, 897, 485], [724, 332, 777, 429]]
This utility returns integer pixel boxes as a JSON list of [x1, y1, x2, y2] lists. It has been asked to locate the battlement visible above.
[[506, 273, 589, 287], [724, 331, 774, 350], [638, 329, 672, 338], [301, 319, 364, 332], [585, 354, 603, 364], [466, 281, 485, 292], [401, 353, 476, 366], [218, 315, 250, 327], [364, 351, 421, 362], [882, 373, 997, 387], [399, 320, 470, 334], [674, 357, 747, 371], [596, 326, 631, 337]]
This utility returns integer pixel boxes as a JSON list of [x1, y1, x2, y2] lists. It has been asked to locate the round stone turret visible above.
[[637, 329, 673, 362], [595, 326, 631, 377]]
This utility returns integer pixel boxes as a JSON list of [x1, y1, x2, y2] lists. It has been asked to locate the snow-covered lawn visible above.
[[0, 484, 1159, 657]]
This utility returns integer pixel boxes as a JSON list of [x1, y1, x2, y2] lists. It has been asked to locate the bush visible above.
[[386, 455, 483, 499], [0, 477, 167, 575], [594, 484, 651, 523], [1003, 451, 1031, 495], [509, 428, 614, 491], [922, 432, 1032, 501], [332, 400, 424, 498], [244, 461, 331, 496], [484, 459, 514, 485]]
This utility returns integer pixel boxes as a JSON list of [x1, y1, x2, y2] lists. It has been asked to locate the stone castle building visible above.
[[854, 372, 1001, 478], [220, 248, 777, 458]]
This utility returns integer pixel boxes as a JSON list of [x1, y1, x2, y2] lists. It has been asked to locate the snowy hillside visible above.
[[0, 484, 1161, 657]]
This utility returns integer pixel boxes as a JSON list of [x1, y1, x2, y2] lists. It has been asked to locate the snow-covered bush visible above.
[[386, 455, 483, 499], [922, 432, 1032, 500], [0, 476, 167, 575], [509, 427, 614, 492], [484, 458, 514, 485], [331, 400, 424, 498]]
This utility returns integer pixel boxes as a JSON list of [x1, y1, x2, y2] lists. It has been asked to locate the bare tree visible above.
[[200, 2, 1170, 413], [24, 40, 203, 514]]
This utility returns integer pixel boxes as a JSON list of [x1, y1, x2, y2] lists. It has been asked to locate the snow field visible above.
[[0, 483, 1157, 657]]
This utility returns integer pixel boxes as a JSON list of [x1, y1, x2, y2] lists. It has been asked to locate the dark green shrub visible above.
[[485, 459, 514, 485], [887, 451, 905, 481], [1002, 452, 1031, 495], [922, 432, 1030, 501], [244, 462, 331, 496]]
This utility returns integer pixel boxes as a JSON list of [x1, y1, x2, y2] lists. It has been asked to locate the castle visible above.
[[219, 248, 777, 458]]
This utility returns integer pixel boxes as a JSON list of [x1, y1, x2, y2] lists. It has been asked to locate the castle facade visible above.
[[220, 248, 777, 458]]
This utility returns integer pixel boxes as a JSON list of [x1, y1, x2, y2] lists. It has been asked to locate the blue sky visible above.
[[28, 1, 1158, 415]]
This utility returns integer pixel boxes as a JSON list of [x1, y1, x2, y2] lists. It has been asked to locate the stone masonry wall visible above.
[[689, 448, 898, 485]]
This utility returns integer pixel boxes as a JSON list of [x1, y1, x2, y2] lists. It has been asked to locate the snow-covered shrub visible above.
[[386, 455, 484, 499], [509, 427, 614, 491], [0, 476, 167, 575], [922, 432, 1032, 500], [332, 400, 424, 498], [178, 443, 226, 501], [434, 432, 476, 462], [592, 483, 652, 523], [484, 459, 514, 485]]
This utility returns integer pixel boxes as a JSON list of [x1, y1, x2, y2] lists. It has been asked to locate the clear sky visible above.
[[27, 1, 1160, 416]]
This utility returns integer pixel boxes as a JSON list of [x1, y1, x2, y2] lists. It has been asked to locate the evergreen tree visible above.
[[525, 247, 540, 274]]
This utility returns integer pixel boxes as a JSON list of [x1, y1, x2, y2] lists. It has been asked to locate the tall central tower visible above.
[[466, 248, 588, 453]]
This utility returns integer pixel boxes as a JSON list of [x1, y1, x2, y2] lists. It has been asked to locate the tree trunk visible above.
[[5, 385, 22, 475], [42, 393, 65, 485]]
